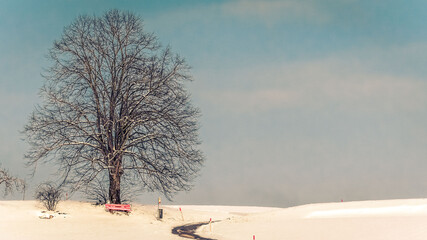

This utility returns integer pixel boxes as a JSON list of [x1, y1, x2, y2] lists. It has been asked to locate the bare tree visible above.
[[35, 182, 62, 211], [24, 10, 204, 204], [0, 166, 25, 196]]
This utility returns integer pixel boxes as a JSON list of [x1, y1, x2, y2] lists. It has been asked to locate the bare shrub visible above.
[[83, 176, 109, 205], [83, 174, 134, 205], [35, 182, 62, 211]]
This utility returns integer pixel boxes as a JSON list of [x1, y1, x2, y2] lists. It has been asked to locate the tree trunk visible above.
[[109, 171, 121, 204]]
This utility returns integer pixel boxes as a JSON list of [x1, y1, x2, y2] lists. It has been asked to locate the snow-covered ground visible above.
[[2, 199, 427, 239]]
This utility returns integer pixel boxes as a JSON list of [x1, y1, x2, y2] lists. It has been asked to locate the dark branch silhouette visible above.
[[0, 167, 24, 196], [35, 182, 62, 211], [24, 10, 204, 204]]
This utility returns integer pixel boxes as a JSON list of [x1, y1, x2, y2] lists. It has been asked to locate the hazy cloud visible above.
[[201, 51, 427, 114], [221, 0, 331, 24]]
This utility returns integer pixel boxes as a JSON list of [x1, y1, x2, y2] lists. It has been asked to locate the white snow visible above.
[[306, 204, 427, 218], [2, 199, 427, 239], [167, 205, 279, 214]]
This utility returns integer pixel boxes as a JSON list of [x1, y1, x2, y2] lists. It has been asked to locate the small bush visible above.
[[35, 182, 62, 211], [82, 174, 134, 205]]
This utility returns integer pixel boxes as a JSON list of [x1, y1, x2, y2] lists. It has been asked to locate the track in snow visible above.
[[172, 221, 220, 240]]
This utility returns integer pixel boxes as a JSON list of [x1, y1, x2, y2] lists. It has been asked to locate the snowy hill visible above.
[[1, 199, 427, 239]]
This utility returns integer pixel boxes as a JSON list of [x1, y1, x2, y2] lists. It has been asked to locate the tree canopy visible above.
[[24, 10, 204, 203]]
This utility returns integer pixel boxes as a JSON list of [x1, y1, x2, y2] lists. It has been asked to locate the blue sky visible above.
[[1, 0, 427, 207]]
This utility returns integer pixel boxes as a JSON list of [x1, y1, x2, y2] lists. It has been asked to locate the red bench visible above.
[[105, 204, 132, 213]]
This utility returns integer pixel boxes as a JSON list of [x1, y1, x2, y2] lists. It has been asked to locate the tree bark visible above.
[[108, 155, 123, 204], [109, 172, 121, 204]]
